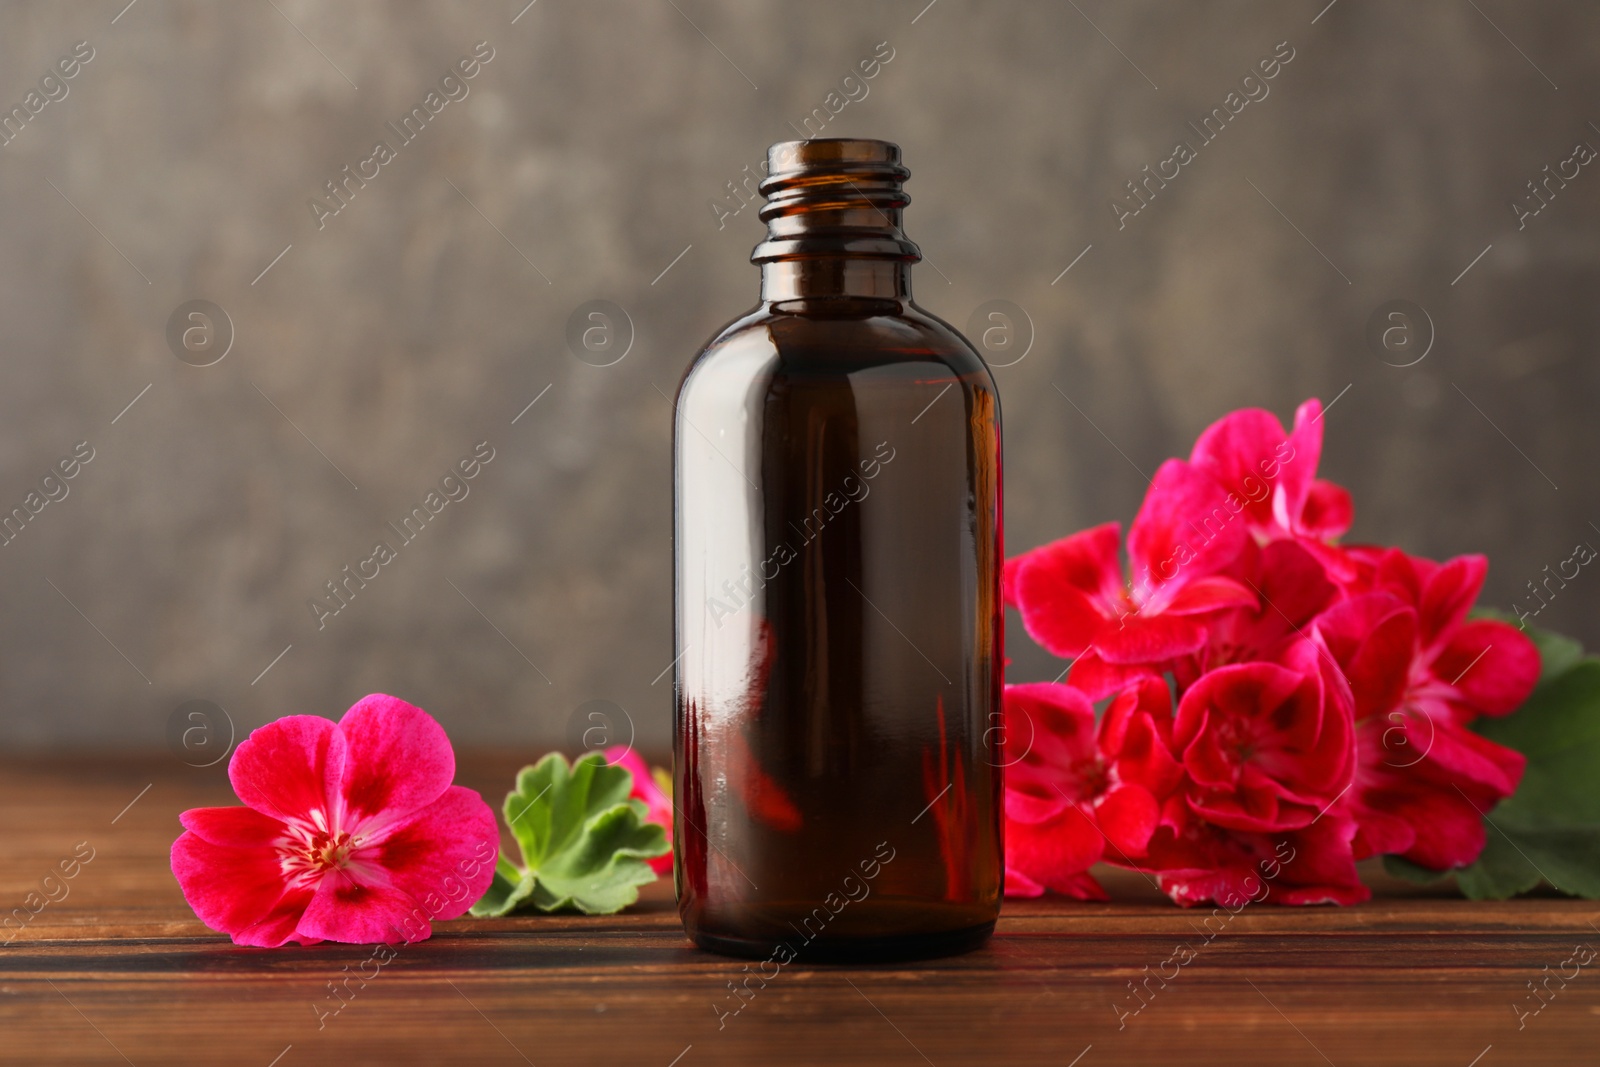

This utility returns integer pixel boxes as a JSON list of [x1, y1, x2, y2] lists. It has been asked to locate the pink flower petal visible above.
[[1066, 652, 1158, 700], [171, 830, 316, 947], [1009, 524, 1123, 658], [233, 888, 321, 948], [1366, 782, 1488, 871], [1005, 681, 1096, 732], [1148, 813, 1370, 907], [1300, 479, 1354, 539], [1161, 575, 1257, 616], [1101, 682, 1183, 799], [1417, 555, 1488, 647], [179, 806, 287, 849], [1095, 783, 1159, 856], [1252, 539, 1338, 626], [1189, 406, 1289, 530], [1369, 547, 1427, 601], [1094, 612, 1209, 664], [1435, 619, 1540, 717], [1315, 593, 1416, 721], [1005, 787, 1072, 825], [1003, 683, 1098, 799], [1186, 785, 1294, 833], [370, 785, 501, 924], [1273, 399, 1325, 533], [338, 695, 457, 830], [296, 875, 428, 946], [1016, 522, 1124, 605], [228, 714, 344, 829], [1004, 804, 1104, 895], [1128, 460, 1248, 606], [1014, 580, 1107, 660], [1347, 801, 1416, 861], [1052, 871, 1111, 901], [1097, 677, 1153, 755], [1004, 864, 1107, 901], [1003, 866, 1046, 898], [1410, 718, 1525, 798]]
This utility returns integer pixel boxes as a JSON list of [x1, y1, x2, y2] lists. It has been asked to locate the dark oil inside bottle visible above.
[[673, 140, 1002, 962]]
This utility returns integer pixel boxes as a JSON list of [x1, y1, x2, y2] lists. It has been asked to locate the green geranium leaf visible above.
[[470, 856, 537, 917], [1382, 855, 1451, 885], [1442, 620, 1600, 899], [1455, 821, 1600, 899], [1390, 620, 1600, 899], [468, 752, 669, 917], [1451, 827, 1544, 900], [1476, 659, 1600, 826], [1530, 630, 1586, 685]]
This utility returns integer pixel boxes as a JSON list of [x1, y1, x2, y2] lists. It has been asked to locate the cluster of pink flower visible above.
[[1003, 399, 1541, 906]]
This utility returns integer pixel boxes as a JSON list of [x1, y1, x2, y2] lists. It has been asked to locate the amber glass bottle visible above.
[[673, 139, 1002, 962]]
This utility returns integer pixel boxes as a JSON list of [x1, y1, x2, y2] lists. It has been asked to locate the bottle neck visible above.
[[752, 139, 921, 308], [760, 259, 912, 303]]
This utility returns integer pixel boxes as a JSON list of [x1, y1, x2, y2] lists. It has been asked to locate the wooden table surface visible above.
[[2, 757, 1595, 1067]]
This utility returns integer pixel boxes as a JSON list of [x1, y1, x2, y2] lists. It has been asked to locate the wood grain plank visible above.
[[2, 758, 1596, 1066]]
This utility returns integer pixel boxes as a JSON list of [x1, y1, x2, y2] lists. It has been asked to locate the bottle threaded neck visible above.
[[751, 139, 922, 266]]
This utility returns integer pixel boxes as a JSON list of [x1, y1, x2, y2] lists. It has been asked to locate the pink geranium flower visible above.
[[1189, 397, 1353, 543], [1170, 640, 1354, 833], [1006, 459, 1258, 698], [1173, 538, 1337, 686], [1315, 549, 1538, 868], [603, 745, 674, 875], [1142, 803, 1370, 907], [1002, 678, 1180, 899], [1001, 683, 1112, 900], [1001, 396, 1555, 906], [171, 695, 499, 947]]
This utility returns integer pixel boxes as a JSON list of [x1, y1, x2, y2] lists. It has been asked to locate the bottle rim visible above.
[[752, 138, 921, 265]]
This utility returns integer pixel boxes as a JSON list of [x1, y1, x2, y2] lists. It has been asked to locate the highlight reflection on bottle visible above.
[[673, 139, 1003, 962]]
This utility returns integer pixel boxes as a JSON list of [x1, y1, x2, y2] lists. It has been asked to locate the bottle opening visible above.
[[752, 138, 922, 265]]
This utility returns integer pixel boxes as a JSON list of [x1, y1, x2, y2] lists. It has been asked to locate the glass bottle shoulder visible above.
[[678, 300, 997, 403]]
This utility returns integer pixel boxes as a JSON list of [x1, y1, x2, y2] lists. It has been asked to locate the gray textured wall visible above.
[[0, 0, 1595, 753]]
